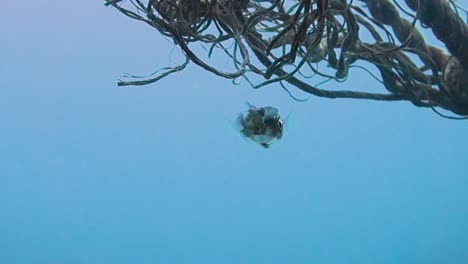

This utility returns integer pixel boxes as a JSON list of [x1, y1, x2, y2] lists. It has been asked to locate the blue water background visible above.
[[1, 2, 467, 263]]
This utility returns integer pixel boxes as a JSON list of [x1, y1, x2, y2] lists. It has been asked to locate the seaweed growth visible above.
[[105, 0, 468, 119]]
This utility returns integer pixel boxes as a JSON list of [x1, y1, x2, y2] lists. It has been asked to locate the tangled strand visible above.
[[105, 0, 468, 118]]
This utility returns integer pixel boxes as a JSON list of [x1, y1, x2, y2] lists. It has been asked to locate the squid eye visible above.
[[278, 120, 283, 128]]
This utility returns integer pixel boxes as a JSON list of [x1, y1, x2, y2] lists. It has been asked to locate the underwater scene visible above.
[[1, 1, 468, 263]]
